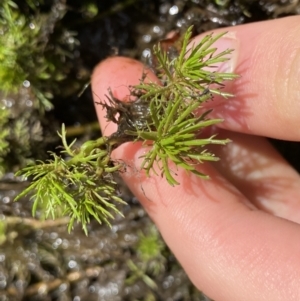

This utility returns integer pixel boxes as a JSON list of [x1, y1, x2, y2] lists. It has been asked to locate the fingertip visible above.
[[91, 56, 159, 136], [198, 16, 300, 140]]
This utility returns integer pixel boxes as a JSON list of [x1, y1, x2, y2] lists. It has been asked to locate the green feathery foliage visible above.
[[15, 125, 125, 235], [0, 107, 10, 176], [125, 28, 237, 185], [0, 0, 75, 111], [0, 0, 51, 110], [16, 26, 238, 233]]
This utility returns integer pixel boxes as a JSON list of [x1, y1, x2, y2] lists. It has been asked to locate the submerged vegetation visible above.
[[0, 0, 75, 111], [15, 26, 238, 234], [0, 0, 80, 177]]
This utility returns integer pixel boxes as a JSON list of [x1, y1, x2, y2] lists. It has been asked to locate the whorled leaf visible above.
[[15, 125, 125, 234], [126, 92, 229, 185]]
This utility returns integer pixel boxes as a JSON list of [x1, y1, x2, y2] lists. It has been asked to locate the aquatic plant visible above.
[[15, 26, 238, 234], [0, 0, 80, 175]]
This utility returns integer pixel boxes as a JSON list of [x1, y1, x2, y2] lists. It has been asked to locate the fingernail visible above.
[[211, 32, 238, 73], [191, 31, 238, 73]]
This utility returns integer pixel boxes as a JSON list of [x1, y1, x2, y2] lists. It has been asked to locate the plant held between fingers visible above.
[[15, 26, 238, 234]]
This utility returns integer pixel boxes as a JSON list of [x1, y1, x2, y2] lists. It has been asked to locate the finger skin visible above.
[[119, 155, 300, 301], [91, 56, 159, 136], [192, 16, 300, 140], [209, 130, 300, 224], [92, 57, 300, 301]]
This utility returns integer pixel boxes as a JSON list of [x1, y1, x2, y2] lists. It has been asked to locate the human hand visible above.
[[91, 16, 300, 301]]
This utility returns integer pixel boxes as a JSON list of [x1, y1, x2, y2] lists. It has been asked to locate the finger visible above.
[[209, 129, 300, 223], [92, 57, 300, 301], [91, 56, 159, 136], [116, 144, 300, 301], [92, 56, 300, 223], [191, 16, 300, 140]]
